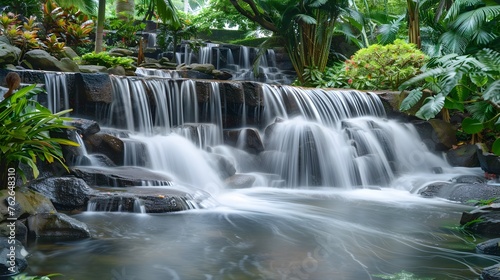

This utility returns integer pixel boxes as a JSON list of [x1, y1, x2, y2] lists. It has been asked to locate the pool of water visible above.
[[24, 187, 499, 280]]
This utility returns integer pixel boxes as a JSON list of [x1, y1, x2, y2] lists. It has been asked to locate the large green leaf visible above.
[[462, 117, 484, 134], [493, 138, 500, 155], [399, 88, 423, 111], [483, 80, 500, 104], [416, 94, 445, 120]]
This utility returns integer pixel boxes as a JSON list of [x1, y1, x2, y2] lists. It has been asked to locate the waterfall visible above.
[[44, 72, 69, 113], [107, 76, 198, 134], [70, 68, 450, 191]]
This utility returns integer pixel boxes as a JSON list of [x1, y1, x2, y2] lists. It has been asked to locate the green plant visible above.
[[0, 13, 41, 60], [80, 51, 135, 69], [344, 39, 427, 90], [106, 17, 145, 48], [399, 48, 500, 153], [466, 197, 499, 206], [11, 273, 63, 280], [0, 84, 78, 184], [42, 0, 95, 50], [298, 63, 351, 88]]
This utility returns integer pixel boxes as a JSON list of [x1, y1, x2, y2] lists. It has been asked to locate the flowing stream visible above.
[[24, 71, 500, 279]]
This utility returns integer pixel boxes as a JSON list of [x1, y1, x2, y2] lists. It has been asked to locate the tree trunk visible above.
[[95, 0, 106, 53], [407, 0, 421, 49], [116, 0, 135, 20]]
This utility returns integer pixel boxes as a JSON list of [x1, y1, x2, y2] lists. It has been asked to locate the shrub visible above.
[[80, 52, 135, 69], [344, 39, 427, 91]]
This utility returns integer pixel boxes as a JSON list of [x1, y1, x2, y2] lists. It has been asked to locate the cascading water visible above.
[[44, 72, 69, 113], [32, 71, 498, 280]]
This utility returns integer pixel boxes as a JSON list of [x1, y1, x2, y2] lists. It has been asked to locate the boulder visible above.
[[88, 187, 217, 213], [445, 144, 480, 167], [206, 153, 236, 180], [62, 46, 79, 60], [418, 177, 498, 203], [476, 238, 500, 256], [223, 128, 264, 154], [108, 65, 126, 76], [0, 237, 28, 277], [0, 189, 56, 220], [28, 177, 96, 211], [460, 203, 500, 234], [477, 144, 500, 176], [225, 174, 256, 188], [27, 213, 91, 239], [66, 118, 100, 137], [0, 42, 21, 66], [85, 133, 124, 165], [412, 120, 456, 151], [481, 264, 500, 280], [76, 73, 113, 103], [22, 50, 79, 72], [71, 166, 174, 187], [78, 65, 108, 73], [109, 48, 134, 56]]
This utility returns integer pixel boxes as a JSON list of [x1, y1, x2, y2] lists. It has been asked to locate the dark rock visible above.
[[28, 177, 96, 211], [0, 237, 28, 277], [27, 213, 91, 239], [88, 187, 217, 213], [76, 73, 113, 103], [223, 128, 264, 154], [412, 120, 456, 151], [71, 166, 174, 187], [481, 264, 500, 280], [477, 144, 500, 175], [446, 144, 480, 167], [460, 203, 500, 235], [66, 118, 100, 137], [85, 133, 124, 165], [212, 69, 232, 80], [477, 238, 500, 256]]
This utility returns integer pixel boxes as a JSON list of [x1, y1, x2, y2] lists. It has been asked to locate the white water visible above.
[[34, 71, 498, 279]]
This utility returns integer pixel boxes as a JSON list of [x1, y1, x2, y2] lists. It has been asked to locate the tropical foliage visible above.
[[228, 0, 348, 84], [399, 48, 500, 153], [0, 84, 78, 184]]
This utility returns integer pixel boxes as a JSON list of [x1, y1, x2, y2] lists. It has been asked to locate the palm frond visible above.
[[451, 5, 500, 37], [439, 31, 469, 54], [377, 14, 404, 45], [444, 0, 484, 22]]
